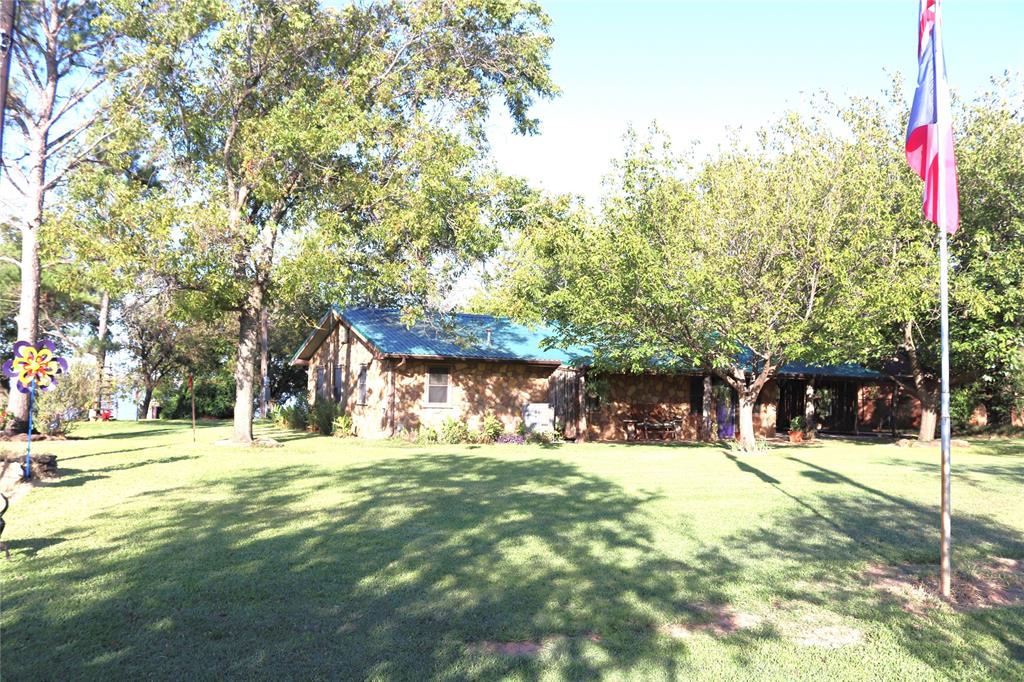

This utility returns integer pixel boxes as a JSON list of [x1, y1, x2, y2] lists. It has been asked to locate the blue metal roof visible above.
[[293, 306, 881, 380], [342, 307, 585, 365], [776, 360, 882, 380]]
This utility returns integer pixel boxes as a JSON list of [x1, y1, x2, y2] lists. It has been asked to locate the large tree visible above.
[[130, 0, 556, 443], [845, 81, 1024, 440], [1, 0, 132, 428]]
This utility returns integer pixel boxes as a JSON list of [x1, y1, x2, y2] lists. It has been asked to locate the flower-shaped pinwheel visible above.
[[3, 340, 67, 393]]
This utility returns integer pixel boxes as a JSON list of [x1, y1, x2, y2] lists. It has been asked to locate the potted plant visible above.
[[788, 415, 807, 443]]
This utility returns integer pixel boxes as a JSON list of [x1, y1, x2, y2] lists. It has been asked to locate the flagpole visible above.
[[934, 0, 952, 599]]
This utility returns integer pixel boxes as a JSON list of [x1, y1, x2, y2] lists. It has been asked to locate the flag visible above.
[[905, 0, 959, 234]]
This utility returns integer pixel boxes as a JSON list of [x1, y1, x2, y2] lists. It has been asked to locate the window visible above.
[[316, 367, 325, 398], [357, 365, 368, 405], [427, 366, 449, 404], [333, 367, 343, 402]]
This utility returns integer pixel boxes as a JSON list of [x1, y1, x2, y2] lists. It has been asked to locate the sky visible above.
[[484, 0, 1024, 204]]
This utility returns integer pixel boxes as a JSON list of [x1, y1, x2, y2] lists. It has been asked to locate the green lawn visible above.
[[2, 421, 1023, 681]]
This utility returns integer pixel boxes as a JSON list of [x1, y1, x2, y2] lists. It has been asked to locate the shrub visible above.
[[789, 415, 807, 432], [274, 398, 309, 431], [312, 400, 341, 436], [439, 417, 470, 444], [728, 437, 771, 454], [480, 412, 504, 443], [416, 426, 439, 444], [525, 429, 558, 445], [33, 359, 95, 436], [159, 368, 236, 419], [332, 412, 354, 437]]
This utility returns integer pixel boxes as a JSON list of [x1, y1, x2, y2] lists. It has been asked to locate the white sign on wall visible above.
[[522, 402, 554, 433]]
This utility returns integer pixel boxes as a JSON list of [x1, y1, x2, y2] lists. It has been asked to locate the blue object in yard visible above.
[[716, 398, 735, 440], [24, 380, 35, 480]]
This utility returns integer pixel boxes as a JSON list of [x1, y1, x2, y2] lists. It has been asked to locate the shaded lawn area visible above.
[[2, 421, 1023, 680]]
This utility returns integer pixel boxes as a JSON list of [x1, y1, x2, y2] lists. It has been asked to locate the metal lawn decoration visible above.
[[3, 340, 67, 480]]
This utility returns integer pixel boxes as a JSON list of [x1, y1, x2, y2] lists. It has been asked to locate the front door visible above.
[[777, 379, 807, 432], [713, 383, 737, 439]]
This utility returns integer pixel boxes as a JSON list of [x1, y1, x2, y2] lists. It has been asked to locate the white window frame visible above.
[[426, 366, 450, 405]]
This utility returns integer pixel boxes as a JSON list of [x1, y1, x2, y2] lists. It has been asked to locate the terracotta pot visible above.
[[788, 431, 804, 444]]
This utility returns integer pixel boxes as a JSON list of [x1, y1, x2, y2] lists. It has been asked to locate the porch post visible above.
[[854, 383, 861, 435], [387, 360, 396, 437], [702, 373, 713, 441], [804, 378, 816, 437], [576, 371, 588, 443]]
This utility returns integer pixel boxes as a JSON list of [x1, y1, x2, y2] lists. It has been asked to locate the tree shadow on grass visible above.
[[86, 427, 176, 440], [722, 453, 1024, 677], [1, 454, 764, 680], [61, 446, 157, 462], [6, 451, 1023, 680], [3, 536, 69, 557]]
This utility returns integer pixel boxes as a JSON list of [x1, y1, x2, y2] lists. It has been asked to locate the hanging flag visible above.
[[905, 0, 959, 233]]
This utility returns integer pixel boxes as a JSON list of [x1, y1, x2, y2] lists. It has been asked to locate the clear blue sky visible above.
[[485, 0, 1024, 203]]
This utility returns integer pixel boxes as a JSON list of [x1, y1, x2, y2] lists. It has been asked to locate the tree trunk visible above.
[[228, 185, 278, 443], [919, 392, 939, 442], [6, 169, 44, 432], [702, 373, 713, 441], [232, 284, 263, 443], [94, 291, 110, 410], [140, 385, 154, 420], [259, 304, 269, 419], [737, 392, 756, 450]]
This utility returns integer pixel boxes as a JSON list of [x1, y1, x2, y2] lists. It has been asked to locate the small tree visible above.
[[120, 295, 184, 419]]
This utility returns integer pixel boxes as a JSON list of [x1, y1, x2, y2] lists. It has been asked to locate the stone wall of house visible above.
[[390, 359, 555, 436], [586, 374, 776, 441], [307, 324, 390, 437], [857, 383, 922, 431], [968, 404, 989, 428], [307, 328, 558, 438]]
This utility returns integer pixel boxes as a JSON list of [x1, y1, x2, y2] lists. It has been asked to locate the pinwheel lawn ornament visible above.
[[3, 340, 67, 480]]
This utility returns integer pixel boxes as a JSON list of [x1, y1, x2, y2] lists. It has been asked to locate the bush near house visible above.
[[480, 413, 504, 443], [440, 417, 471, 444], [333, 413, 354, 438]]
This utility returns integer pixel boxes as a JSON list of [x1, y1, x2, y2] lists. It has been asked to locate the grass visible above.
[[2, 420, 1023, 681]]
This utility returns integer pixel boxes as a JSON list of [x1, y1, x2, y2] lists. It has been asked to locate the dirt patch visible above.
[[1, 452, 59, 503], [868, 559, 1024, 612], [0, 433, 67, 442], [466, 633, 601, 658], [658, 605, 762, 639]]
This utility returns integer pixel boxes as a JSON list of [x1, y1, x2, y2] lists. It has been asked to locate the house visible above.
[[290, 307, 923, 440]]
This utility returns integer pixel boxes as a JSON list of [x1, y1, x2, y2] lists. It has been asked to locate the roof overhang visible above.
[[379, 353, 564, 367], [289, 306, 343, 366]]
